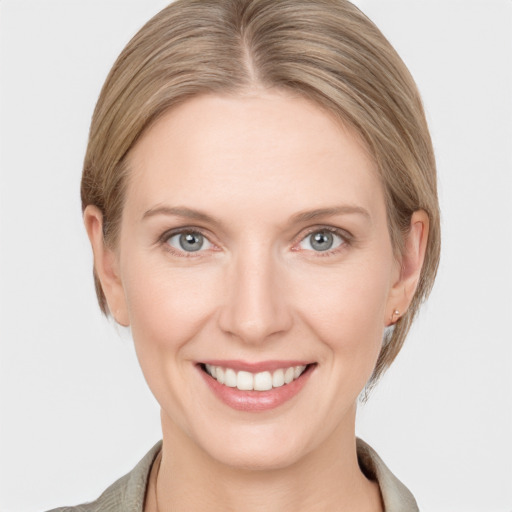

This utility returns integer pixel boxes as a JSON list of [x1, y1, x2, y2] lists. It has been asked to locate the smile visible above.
[[204, 364, 307, 391], [198, 361, 316, 411]]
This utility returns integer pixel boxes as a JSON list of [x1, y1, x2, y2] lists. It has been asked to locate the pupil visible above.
[[179, 232, 203, 252], [311, 231, 333, 251]]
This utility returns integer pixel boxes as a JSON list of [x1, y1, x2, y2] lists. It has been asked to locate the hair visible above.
[[81, 0, 440, 385]]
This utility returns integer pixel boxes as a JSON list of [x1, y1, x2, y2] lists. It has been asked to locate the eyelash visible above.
[[158, 226, 352, 258], [294, 226, 352, 257], [158, 227, 216, 258]]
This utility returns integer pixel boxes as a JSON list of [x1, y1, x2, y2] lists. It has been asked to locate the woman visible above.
[[51, 0, 439, 510]]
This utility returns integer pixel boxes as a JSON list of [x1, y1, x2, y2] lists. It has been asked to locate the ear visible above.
[[386, 210, 429, 326], [83, 205, 130, 326]]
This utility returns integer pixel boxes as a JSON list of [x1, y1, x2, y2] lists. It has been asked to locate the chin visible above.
[[185, 415, 322, 472], [206, 435, 310, 472]]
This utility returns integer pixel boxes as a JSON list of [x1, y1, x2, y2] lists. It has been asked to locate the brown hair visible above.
[[81, 0, 440, 384]]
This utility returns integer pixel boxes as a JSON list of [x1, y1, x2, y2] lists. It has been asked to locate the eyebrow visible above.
[[289, 206, 371, 224], [142, 204, 371, 226], [143, 206, 216, 223]]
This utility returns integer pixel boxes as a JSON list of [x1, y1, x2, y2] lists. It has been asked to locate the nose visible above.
[[218, 246, 293, 344]]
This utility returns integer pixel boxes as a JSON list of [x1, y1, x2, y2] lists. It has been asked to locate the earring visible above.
[[391, 309, 400, 323]]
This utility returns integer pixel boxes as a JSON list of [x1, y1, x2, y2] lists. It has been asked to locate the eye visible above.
[[166, 231, 213, 253], [298, 229, 345, 252]]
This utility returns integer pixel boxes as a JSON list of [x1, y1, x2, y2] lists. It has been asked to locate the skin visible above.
[[85, 89, 428, 512]]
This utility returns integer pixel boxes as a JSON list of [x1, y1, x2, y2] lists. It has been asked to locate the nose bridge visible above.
[[219, 243, 292, 343]]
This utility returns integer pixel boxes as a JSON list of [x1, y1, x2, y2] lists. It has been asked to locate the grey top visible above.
[[47, 439, 419, 512]]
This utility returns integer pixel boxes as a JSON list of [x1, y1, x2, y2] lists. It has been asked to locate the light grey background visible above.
[[1, 1, 511, 511]]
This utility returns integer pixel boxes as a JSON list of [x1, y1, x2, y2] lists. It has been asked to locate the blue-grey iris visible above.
[[310, 231, 334, 251], [179, 232, 204, 252]]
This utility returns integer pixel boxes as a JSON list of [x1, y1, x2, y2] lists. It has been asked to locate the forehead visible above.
[[125, 90, 383, 223]]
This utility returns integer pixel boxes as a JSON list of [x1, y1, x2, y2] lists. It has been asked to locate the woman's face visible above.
[[100, 90, 403, 469]]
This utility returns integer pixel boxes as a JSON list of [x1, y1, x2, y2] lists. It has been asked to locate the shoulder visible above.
[[45, 441, 162, 512], [45, 439, 415, 511], [356, 438, 419, 512]]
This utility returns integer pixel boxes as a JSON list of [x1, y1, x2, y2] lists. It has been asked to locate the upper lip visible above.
[[199, 360, 314, 373]]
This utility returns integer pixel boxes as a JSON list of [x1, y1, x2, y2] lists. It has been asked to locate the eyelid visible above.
[[292, 225, 353, 253], [158, 226, 219, 256], [157, 224, 353, 257]]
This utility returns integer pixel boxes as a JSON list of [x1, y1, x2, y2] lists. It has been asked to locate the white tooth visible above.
[[205, 364, 213, 377], [272, 369, 285, 388], [225, 368, 237, 387], [210, 365, 217, 378], [237, 371, 254, 391], [254, 371, 272, 391], [216, 367, 225, 384], [294, 365, 306, 379], [284, 367, 295, 384]]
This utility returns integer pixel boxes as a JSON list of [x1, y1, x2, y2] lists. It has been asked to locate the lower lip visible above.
[[198, 365, 314, 412]]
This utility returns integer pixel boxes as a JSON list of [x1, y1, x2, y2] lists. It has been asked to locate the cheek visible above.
[[123, 260, 221, 350], [295, 254, 393, 364], [119, 256, 224, 428]]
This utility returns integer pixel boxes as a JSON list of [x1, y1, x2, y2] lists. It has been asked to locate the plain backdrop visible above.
[[1, 1, 511, 511]]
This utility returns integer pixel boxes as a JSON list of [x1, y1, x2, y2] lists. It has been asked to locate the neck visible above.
[[149, 408, 382, 512]]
